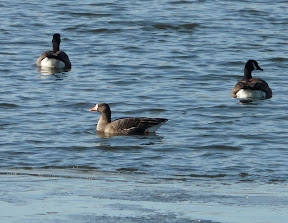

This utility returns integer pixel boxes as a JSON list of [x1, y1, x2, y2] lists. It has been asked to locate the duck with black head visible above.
[[37, 33, 71, 70], [231, 60, 272, 99]]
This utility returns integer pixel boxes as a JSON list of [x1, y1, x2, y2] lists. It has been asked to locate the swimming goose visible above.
[[89, 103, 168, 134], [231, 60, 272, 99], [37, 33, 71, 69]]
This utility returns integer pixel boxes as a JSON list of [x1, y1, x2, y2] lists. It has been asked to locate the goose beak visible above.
[[257, 65, 263, 71], [89, 104, 98, 112], [89, 106, 97, 112]]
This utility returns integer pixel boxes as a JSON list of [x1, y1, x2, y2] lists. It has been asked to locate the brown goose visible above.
[[37, 33, 71, 69], [231, 60, 272, 99], [89, 103, 168, 134]]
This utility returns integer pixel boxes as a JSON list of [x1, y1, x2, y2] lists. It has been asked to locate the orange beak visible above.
[[89, 106, 97, 111]]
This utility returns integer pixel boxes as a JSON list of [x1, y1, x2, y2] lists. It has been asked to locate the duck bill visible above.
[[257, 65, 263, 71], [89, 106, 97, 111], [258, 67, 263, 71]]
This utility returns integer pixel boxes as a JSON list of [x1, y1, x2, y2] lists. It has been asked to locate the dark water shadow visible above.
[[191, 145, 242, 151], [238, 98, 268, 105]]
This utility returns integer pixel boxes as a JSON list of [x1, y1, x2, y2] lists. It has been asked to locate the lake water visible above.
[[1, 0, 288, 222]]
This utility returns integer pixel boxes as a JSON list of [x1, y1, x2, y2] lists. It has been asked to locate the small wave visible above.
[[0, 171, 99, 181], [0, 103, 18, 109], [176, 173, 227, 178], [192, 145, 242, 150], [64, 25, 121, 33], [151, 23, 199, 32], [169, 0, 193, 4], [116, 168, 143, 173], [141, 108, 167, 113], [69, 12, 112, 17], [239, 9, 268, 17], [82, 28, 122, 33], [270, 57, 288, 62]]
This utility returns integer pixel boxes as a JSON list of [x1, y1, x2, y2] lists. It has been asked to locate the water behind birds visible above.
[[1, 0, 288, 222]]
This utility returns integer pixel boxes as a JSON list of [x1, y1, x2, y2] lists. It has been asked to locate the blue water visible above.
[[1, 0, 288, 222]]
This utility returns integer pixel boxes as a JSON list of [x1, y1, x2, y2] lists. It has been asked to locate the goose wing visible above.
[[232, 78, 272, 98], [57, 51, 71, 69], [248, 78, 272, 98], [231, 80, 247, 97], [37, 50, 53, 66], [109, 117, 168, 134], [37, 51, 71, 69]]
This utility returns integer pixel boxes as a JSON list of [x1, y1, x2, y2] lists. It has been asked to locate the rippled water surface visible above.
[[1, 0, 288, 222]]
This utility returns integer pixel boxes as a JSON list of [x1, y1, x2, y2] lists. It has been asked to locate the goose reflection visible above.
[[37, 66, 70, 76], [97, 130, 163, 140]]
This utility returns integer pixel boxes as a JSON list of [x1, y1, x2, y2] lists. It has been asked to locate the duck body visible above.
[[37, 33, 71, 69], [90, 103, 168, 134], [37, 51, 68, 69], [236, 89, 266, 99], [231, 60, 272, 99], [233, 78, 271, 99]]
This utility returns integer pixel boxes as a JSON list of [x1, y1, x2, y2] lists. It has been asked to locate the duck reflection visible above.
[[37, 66, 70, 76], [97, 131, 162, 139], [96, 132, 165, 151]]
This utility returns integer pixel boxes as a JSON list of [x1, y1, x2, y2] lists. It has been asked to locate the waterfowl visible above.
[[89, 103, 168, 134], [231, 60, 272, 99], [37, 33, 71, 69]]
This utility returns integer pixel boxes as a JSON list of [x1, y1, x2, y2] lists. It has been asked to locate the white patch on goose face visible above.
[[41, 58, 65, 69], [95, 104, 99, 111], [236, 89, 266, 99]]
